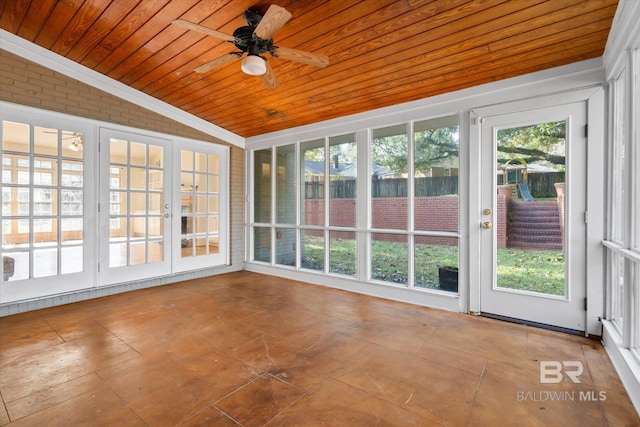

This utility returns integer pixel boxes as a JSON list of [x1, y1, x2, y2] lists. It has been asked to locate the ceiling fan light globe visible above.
[[241, 55, 266, 76]]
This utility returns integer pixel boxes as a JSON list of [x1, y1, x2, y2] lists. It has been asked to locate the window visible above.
[[250, 116, 459, 293], [1, 120, 85, 281]]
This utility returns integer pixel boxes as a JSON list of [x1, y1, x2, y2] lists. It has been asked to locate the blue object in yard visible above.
[[518, 183, 534, 201]]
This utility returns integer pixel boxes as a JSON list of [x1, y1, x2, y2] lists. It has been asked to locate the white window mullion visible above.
[[358, 129, 370, 283], [407, 121, 415, 288]]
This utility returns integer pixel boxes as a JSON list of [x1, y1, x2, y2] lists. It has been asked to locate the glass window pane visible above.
[[33, 248, 58, 277], [194, 173, 207, 192], [149, 241, 163, 263], [301, 229, 324, 272], [61, 218, 83, 243], [148, 193, 162, 214], [208, 174, 219, 193], [301, 138, 325, 226], [130, 192, 146, 214], [149, 145, 163, 168], [254, 149, 272, 223], [414, 116, 459, 232], [3, 121, 30, 153], [195, 216, 207, 234], [181, 150, 193, 172], [208, 154, 219, 173], [130, 142, 146, 166], [130, 167, 146, 190], [208, 195, 219, 212], [61, 131, 83, 159], [329, 231, 356, 277], [61, 246, 83, 274], [34, 127, 58, 155], [415, 236, 459, 292], [110, 139, 128, 163], [149, 170, 163, 190], [276, 145, 296, 225], [61, 189, 82, 215], [195, 152, 207, 172], [110, 242, 127, 267], [34, 219, 56, 245], [372, 126, 407, 230], [329, 134, 356, 227], [254, 226, 271, 263], [371, 233, 408, 286], [3, 251, 28, 281], [195, 194, 207, 213], [276, 227, 295, 267], [130, 241, 146, 265], [62, 161, 83, 187]]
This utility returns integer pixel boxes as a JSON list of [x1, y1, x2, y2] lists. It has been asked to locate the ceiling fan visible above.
[[172, 4, 329, 89], [42, 130, 83, 151]]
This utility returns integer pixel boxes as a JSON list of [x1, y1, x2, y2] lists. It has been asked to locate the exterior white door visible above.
[[479, 102, 587, 332], [99, 129, 172, 285]]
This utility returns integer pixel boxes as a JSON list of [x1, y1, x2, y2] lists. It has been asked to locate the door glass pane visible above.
[[301, 139, 324, 226], [371, 233, 408, 286], [414, 116, 459, 232], [108, 138, 164, 268], [329, 134, 356, 227], [495, 120, 566, 296]]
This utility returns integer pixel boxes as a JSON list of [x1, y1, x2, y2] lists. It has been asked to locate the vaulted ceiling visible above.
[[0, 0, 618, 138]]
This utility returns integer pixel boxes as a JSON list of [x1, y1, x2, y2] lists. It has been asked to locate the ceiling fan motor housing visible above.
[[232, 26, 274, 56]]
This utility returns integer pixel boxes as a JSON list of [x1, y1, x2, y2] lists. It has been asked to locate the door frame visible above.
[[468, 87, 605, 336]]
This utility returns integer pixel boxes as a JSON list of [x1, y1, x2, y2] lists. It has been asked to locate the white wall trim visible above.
[[604, 0, 640, 80], [244, 263, 460, 313], [0, 29, 245, 148], [602, 320, 640, 415]]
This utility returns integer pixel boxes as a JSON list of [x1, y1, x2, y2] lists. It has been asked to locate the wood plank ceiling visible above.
[[0, 0, 618, 138]]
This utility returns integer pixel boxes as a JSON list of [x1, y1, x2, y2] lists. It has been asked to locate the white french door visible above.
[[479, 102, 587, 332], [99, 129, 172, 285]]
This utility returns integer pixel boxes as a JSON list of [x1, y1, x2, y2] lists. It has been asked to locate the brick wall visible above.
[[0, 50, 245, 268], [304, 195, 509, 247]]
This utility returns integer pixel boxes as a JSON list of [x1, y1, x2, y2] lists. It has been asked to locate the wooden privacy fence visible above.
[[305, 173, 564, 199]]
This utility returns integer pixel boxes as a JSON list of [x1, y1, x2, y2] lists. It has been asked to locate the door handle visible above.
[[482, 221, 492, 229], [164, 204, 170, 209], [164, 213, 170, 218]]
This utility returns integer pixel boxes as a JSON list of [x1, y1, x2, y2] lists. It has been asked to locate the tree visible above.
[[497, 121, 566, 167], [372, 126, 459, 176]]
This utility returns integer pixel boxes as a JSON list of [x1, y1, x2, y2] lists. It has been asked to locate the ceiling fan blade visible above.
[[273, 47, 329, 68], [253, 5, 292, 40], [194, 53, 238, 73], [261, 60, 279, 89], [172, 19, 236, 42]]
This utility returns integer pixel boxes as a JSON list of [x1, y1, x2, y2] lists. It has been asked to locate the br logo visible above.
[[539, 361, 584, 384]]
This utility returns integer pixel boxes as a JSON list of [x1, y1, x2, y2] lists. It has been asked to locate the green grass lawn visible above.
[[301, 236, 565, 295]]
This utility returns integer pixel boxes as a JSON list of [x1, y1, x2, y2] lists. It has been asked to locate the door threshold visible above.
[[480, 312, 586, 337]]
